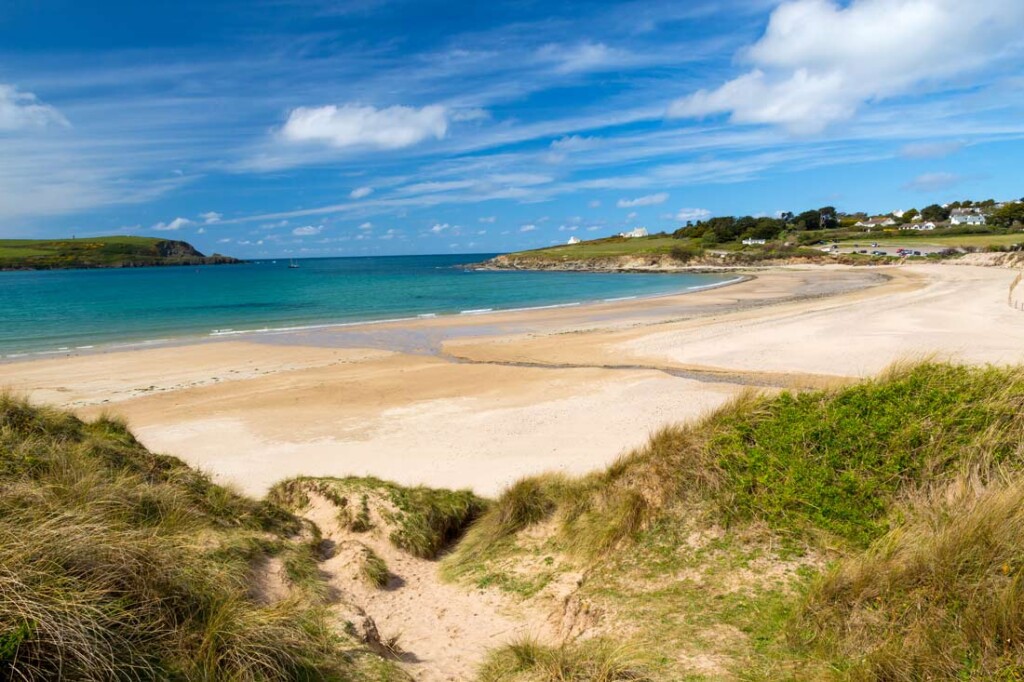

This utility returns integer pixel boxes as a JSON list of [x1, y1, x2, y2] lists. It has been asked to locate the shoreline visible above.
[[6, 264, 1021, 500], [1, 271, 748, 363]]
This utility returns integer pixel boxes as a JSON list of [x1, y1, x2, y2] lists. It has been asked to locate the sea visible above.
[[0, 254, 735, 358]]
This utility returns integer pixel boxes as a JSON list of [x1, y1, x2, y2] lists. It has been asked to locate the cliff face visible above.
[[153, 239, 242, 266], [154, 239, 206, 258]]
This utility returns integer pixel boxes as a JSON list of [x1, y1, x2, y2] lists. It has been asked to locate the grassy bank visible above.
[[0, 395, 403, 680], [0, 236, 241, 270], [446, 363, 1024, 680]]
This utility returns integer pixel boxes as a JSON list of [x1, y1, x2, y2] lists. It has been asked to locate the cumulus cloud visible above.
[[196, 227, 206, 234], [430, 223, 451, 233], [902, 171, 963, 192], [358, 221, 373, 230], [675, 207, 712, 222], [0, 84, 69, 131], [478, 216, 496, 223], [520, 224, 537, 232], [668, 0, 1024, 134], [199, 211, 222, 224], [292, 225, 323, 236], [350, 186, 374, 199], [899, 140, 965, 159], [151, 217, 193, 231], [281, 104, 448, 149], [617, 192, 668, 208]]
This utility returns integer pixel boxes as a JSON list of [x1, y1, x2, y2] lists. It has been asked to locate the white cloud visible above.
[[902, 171, 963, 192], [538, 42, 630, 74], [617, 192, 668, 208], [899, 140, 964, 159], [451, 108, 489, 122], [359, 221, 373, 230], [588, 200, 601, 208], [281, 104, 448, 149], [626, 211, 638, 220], [196, 227, 206, 234], [668, 0, 1024, 134], [0, 84, 69, 131], [199, 211, 222, 224], [520, 224, 537, 232], [675, 207, 712, 222], [217, 238, 232, 243], [430, 223, 451, 233], [477, 229, 487, 235], [350, 186, 374, 199], [152, 217, 193, 231], [586, 226, 601, 231], [292, 225, 323, 236], [550, 135, 600, 152], [478, 216, 496, 223]]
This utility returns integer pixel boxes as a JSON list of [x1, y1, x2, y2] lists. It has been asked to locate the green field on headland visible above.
[[0, 236, 241, 270]]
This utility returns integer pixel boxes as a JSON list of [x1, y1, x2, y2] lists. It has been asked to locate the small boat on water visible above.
[[288, 259, 299, 269]]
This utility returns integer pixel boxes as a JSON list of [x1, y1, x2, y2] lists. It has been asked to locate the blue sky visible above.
[[1, 0, 1023, 258]]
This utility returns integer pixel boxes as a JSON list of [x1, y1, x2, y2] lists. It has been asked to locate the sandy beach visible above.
[[3, 263, 1022, 498]]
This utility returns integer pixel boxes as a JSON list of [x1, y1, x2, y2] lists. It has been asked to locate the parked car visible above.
[[871, 250, 887, 256]]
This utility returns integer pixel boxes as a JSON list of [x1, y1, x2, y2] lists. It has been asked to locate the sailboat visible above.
[[288, 259, 300, 269]]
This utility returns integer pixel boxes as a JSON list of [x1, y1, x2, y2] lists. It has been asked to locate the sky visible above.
[[1, 0, 1023, 258]]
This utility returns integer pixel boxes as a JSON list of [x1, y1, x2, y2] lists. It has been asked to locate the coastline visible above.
[[4, 263, 1022, 500], [1, 270, 747, 361]]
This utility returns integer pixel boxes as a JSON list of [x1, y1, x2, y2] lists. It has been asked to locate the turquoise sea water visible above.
[[0, 254, 733, 357]]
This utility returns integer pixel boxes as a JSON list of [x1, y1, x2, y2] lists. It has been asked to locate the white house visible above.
[[741, 238, 767, 245], [856, 216, 897, 228], [567, 236, 581, 245], [950, 208, 986, 226], [900, 222, 936, 231], [618, 227, 649, 238]]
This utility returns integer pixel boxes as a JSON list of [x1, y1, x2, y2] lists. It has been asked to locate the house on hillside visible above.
[[950, 208, 986, 226], [900, 221, 936, 231], [741, 238, 767, 245], [567, 236, 581, 245], [618, 227, 649, 238], [856, 216, 897, 228]]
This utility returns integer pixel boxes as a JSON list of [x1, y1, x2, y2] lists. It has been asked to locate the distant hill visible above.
[[0, 236, 243, 270]]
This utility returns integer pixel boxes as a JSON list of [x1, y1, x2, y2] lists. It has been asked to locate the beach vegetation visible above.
[[0, 394, 402, 681], [447, 362, 1024, 679], [269, 476, 487, 559], [477, 637, 652, 681]]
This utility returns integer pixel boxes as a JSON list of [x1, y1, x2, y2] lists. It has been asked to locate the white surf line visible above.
[[687, 276, 745, 291], [603, 295, 637, 302]]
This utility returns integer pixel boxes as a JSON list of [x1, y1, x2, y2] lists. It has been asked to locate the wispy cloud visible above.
[[902, 171, 964, 192], [617, 192, 668, 207]]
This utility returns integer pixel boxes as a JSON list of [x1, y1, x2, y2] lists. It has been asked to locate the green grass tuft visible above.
[[477, 637, 652, 681]]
